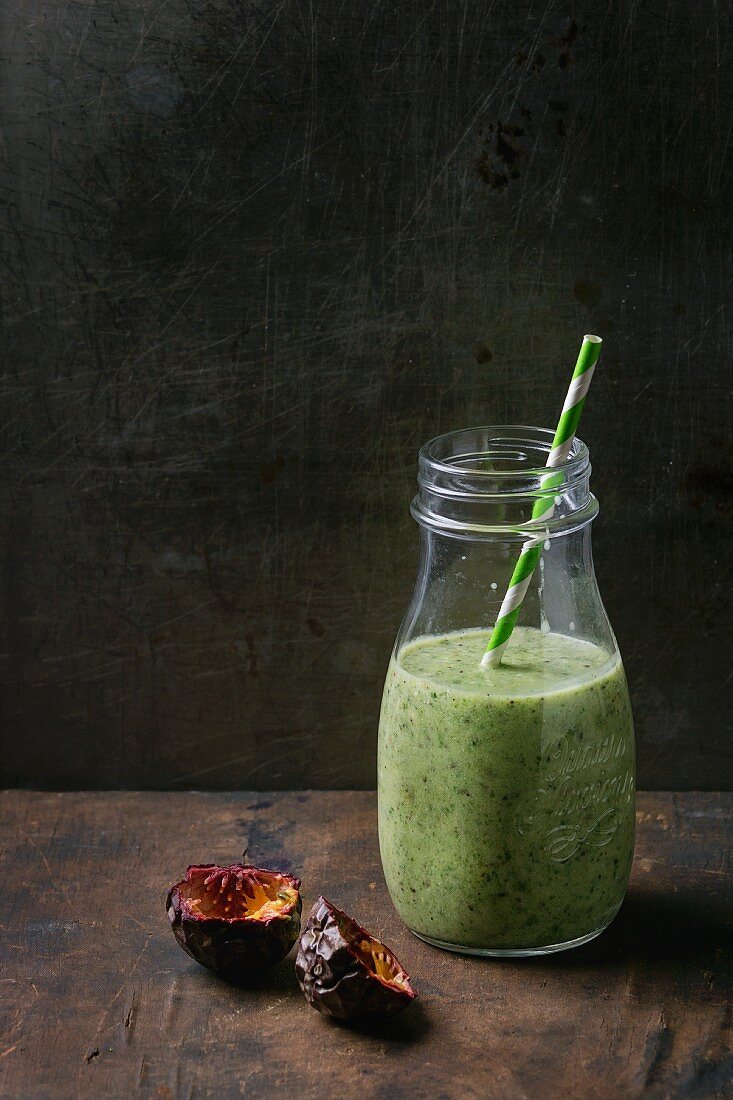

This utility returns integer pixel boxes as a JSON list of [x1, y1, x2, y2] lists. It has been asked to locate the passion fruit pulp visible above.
[[295, 896, 416, 1020], [167, 864, 301, 983]]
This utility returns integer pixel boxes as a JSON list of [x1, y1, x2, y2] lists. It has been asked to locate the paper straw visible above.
[[481, 335, 603, 669]]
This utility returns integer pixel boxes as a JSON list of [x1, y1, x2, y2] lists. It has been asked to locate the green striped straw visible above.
[[481, 335, 603, 669]]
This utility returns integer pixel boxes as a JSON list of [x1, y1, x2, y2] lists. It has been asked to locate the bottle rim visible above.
[[419, 424, 589, 484], [412, 425, 597, 540]]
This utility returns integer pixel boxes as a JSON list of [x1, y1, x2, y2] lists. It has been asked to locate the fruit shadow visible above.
[[328, 997, 431, 1044], [195, 956, 430, 1044], [201, 952, 303, 994], [521, 884, 733, 973]]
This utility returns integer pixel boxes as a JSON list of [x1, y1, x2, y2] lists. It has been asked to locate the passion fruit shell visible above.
[[295, 896, 416, 1020], [166, 864, 301, 983]]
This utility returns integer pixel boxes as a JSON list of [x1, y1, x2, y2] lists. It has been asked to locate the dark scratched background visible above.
[[1, 1, 731, 789]]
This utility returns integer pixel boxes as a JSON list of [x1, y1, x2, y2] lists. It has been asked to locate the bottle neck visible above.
[[396, 426, 616, 657]]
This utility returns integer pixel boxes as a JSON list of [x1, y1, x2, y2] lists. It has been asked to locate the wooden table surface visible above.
[[1, 791, 730, 1100]]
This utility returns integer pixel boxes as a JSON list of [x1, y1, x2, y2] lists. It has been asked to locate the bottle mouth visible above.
[[420, 425, 589, 488], [413, 425, 597, 539]]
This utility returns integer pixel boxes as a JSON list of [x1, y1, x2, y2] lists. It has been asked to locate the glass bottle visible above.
[[377, 426, 635, 956]]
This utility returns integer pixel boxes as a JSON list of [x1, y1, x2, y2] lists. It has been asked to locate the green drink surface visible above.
[[378, 627, 635, 950]]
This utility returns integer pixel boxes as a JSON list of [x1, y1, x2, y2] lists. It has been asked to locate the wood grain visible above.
[[0, 791, 730, 1098]]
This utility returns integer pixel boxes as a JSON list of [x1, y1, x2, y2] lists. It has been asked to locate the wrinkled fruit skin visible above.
[[295, 896, 416, 1020], [167, 864, 301, 983]]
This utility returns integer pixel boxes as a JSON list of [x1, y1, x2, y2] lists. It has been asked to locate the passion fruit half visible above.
[[166, 864, 301, 983], [295, 896, 416, 1020]]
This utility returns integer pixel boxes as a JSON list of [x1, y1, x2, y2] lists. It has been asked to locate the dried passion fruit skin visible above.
[[167, 864, 301, 982], [295, 896, 416, 1020]]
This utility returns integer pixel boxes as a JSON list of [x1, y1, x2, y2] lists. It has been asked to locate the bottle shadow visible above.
[[525, 884, 733, 974]]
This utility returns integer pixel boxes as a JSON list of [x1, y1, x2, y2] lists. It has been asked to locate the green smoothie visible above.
[[378, 626, 635, 952]]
